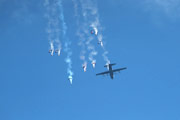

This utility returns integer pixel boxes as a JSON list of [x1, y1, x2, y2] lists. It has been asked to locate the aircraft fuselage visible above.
[[109, 65, 114, 79]]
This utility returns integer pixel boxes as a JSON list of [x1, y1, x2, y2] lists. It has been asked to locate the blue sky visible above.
[[0, 0, 180, 120]]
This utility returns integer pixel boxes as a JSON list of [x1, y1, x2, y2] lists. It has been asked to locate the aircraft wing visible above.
[[112, 67, 127, 73], [96, 71, 110, 76]]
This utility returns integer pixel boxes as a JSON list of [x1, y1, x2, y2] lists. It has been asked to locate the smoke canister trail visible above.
[[80, 0, 98, 67], [82, 0, 110, 65], [44, 0, 62, 56], [58, 0, 73, 84], [72, 0, 88, 70]]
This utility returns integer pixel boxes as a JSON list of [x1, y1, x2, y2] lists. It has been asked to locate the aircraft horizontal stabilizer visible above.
[[104, 63, 116, 67]]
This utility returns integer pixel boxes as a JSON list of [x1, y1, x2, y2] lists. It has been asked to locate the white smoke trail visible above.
[[90, 18, 99, 36], [100, 38, 110, 65], [79, 0, 98, 68], [72, 0, 88, 70], [49, 41, 54, 56], [91, 17, 110, 65], [86, 36, 97, 67], [55, 39, 61, 56], [77, 30, 87, 69], [98, 34, 110, 64], [58, 0, 73, 84], [80, 0, 110, 65], [44, 0, 62, 56]]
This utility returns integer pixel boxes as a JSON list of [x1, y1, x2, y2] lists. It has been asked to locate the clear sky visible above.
[[0, 0, 180, 120]]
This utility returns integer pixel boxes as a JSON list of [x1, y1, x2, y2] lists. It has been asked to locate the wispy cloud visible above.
[[10, 0, 37, 24], [145, 0, 180, 18]]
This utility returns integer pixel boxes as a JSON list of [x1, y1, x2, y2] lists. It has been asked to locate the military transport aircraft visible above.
[[96, 63, 127, 79]]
